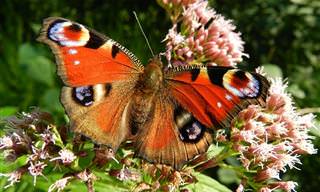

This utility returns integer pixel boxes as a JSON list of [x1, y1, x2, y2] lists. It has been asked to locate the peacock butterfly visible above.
[[37, 17, 269, 169]]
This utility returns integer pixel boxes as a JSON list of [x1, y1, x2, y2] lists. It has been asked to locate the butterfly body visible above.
[[38, 17, 270, 169]]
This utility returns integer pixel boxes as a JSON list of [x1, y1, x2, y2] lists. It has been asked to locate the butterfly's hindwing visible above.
[[61, 80, 137, 150]]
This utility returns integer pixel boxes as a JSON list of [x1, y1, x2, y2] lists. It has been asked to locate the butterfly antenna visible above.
[[133, 11, 155, 57]]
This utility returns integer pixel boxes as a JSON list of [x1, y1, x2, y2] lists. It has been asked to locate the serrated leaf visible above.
[[185, 173, 232, 192]]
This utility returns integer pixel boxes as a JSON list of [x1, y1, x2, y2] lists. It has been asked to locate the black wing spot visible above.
[[234, 70, 248, 80], [68, 23, 82, 32], [85, 31, 106, 49], [207, 66, 232, 86], [111, 44, 120, 58], [191, 68, 200, 82], [105, 83, 112, 96], [72, 86, 94, 106]]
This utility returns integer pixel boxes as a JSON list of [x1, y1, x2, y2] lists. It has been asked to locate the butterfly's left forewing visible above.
[[38, 17, 143, 150], [38, 17, 143, 86]]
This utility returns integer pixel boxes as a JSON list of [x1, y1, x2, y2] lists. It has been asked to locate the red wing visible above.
[[166, 66, 270, 129], [38, 17, 143, 87], [135, 97, 212, 169]]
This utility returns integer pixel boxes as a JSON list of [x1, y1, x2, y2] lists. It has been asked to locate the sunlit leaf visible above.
[[185, 173, 231, 192], [0, 106, 17, 117]]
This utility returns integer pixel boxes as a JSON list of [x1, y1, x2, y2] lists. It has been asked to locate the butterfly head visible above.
[[139, 55, 164, 92]]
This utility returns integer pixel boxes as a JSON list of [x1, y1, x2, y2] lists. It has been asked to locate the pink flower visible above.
[[228, 77, 316, 189], [164, 1, 247, 67], [269, 181, 298, 192], [50, 148, 77, 164], [28, 161, 47, 185], [110, 167, 140, 181], [75, 169, 96, 182], [0, 136, 13, 150], [236, 183, 244, 192], [255, 167, 280, 181]]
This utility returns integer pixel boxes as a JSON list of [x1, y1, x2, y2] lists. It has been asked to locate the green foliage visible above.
[[0, 0, 319, 191]]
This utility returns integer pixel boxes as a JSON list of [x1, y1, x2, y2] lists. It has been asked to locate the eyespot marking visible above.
[[179, 120, 205, 142], [223, 69, 260, 98], [174, 106, 206, 143], [72, 86, 94, 106], [48, 20, 90, 47]]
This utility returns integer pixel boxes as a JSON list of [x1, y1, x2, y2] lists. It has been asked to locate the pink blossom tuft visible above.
[[164, 1, 247, 67]]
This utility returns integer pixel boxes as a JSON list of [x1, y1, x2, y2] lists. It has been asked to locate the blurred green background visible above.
[[0, 0, 319, 191]]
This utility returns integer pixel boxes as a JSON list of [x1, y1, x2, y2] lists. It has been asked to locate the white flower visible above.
[[0, 136, 13, 149], [0, 170, 22, 188], [48, 176, 72, 192], [50, 149, 76, 164], [28, 161, 47, 185]]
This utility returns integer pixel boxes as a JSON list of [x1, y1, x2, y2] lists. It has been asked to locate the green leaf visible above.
[[40, 88, 63, 112], [185, 173, 232, 192], [18, 43, 55, 86], [262, 64, 283, 78], [206, 145, 226, 159], [25, 56, 55, 86], [287, 84, 306, 99], [93, 171, 131, 191], [0, 106, 18, 117], [0, 155, 28, 173], [18, 43, 38, 62], [217, 168, 240, 184]]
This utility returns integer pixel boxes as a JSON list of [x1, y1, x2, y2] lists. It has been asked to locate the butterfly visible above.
[[38, 17, 269, 169]]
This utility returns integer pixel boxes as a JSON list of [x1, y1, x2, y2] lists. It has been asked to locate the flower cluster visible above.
[[0, 109, 196, 191], [161, 1, 317, 191], [162, 0, 247, 67], [0, 110, 91, 190], [227, 78, 317, 191]]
